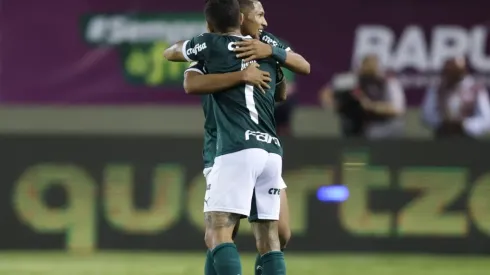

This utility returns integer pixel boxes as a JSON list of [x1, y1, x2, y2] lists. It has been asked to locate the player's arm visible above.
[[274, 68, 288, 102], [163, 40, 188, 62], [184, 63, 271, 95], [184, 71, 246, 95], [164, 34, 209, 62], [234, 40, 310, 75], [280, 49, 310, 75]]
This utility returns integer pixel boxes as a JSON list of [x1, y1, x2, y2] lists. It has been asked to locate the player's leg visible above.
[[250, 153, 286, 275], [204, 150, 262, 275], [255, 182, 290, 275], [203, 167, 218, 275], [204, 211, 242, 275], [231, 218, 241, 240], [205, 217, 241, 275], [278, 188, 291, 249]]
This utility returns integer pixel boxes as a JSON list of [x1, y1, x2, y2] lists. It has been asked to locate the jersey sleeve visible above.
[[278, 37, 292, 52], [182, 33, 210, 62], [260, 31, 292, 52], [185, 61, 206, 75]]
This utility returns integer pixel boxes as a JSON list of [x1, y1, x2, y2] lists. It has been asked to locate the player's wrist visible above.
[[271, 47, 287, 64], [266, 44, 273, 57], [238, 70, 249, 83]]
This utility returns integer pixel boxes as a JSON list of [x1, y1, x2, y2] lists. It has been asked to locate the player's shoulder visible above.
[[260, 31, 277, 39], [189, 32, 213, 42], [259, 31, 291, 51], [190, 32, 222, 44], [260, 31, 281, 46], [195, 32, 213, 38], [196, 33, 250, 46], [225, 34, 253, 44], [197, 32, 245, 40]]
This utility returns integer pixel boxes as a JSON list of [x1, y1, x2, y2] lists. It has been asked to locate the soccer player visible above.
[[234, 0, 310, 75], [187, 64, 287, 275], [231, 2, 309, 274], [183, 1, 310, 274], [185, 62, 286, 275], [164, 0, 288, 274], [166, 1, 309, 274]]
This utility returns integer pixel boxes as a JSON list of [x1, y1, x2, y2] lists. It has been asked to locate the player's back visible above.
[[185, 61, 217, 169], [183, 33, 281, 157], [201, 94, 217, 168]]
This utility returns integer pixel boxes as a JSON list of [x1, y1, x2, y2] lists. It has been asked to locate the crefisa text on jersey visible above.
[[261, 35, 278, 47], [245, 130, 281, 146], [186, 42, 207, 56]]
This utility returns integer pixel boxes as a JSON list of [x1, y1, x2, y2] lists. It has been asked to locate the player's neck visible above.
[[220, 28, 242, 37]]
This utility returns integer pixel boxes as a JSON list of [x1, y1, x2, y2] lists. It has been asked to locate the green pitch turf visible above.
[[0, 252, 488, 275]]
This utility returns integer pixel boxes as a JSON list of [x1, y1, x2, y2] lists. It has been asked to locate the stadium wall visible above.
[[0, 106, 431, 138], [1, 135, 488, 254]]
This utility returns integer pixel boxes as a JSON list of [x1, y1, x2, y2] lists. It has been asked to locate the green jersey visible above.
[[260, 31, 291, 52], [185, 61, 215, 168], [259, 31, 293, 83], [183, 33, 283, 157], [183, 32, 291, 167]]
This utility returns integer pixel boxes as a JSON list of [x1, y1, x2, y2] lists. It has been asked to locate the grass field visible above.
[[0, 252, 489, 275]]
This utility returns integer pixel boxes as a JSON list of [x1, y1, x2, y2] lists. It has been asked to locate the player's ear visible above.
[[239, 13, 244, 25]]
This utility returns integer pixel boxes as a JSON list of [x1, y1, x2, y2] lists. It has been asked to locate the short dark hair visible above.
[[204, 0, 241, 33], [237, 0, 257, 12]]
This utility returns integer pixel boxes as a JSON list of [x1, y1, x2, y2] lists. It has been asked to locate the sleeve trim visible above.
[[185, 68, 204, 75], [181, 40, 192, 61]]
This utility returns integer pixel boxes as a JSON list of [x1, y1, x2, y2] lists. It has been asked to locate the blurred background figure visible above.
[[319, 55, 406, 139], [275, 69, 297, 137], [421, 57, 490, 138]]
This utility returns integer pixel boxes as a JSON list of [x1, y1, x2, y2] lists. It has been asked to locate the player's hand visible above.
[[359, 97, 374, 111], [242, 63, 271, 93], [353, 89, 374, 110], [234, 40, 273, 62]]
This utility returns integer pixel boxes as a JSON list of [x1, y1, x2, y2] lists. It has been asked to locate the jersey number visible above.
[[242, 65, 259, 124]]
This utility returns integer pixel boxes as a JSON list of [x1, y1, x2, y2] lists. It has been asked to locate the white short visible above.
[[203, 148, 284, 220], [203, 169, 286, 188]]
